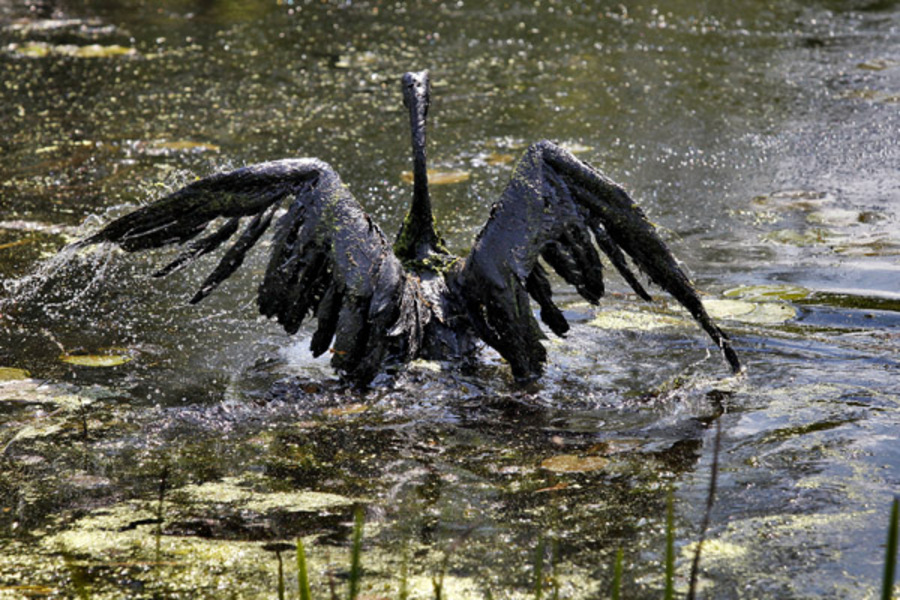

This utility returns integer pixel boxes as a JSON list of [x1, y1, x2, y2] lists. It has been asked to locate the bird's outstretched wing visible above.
[[77, 158, 425, 384], [459, 141, 742, 381]]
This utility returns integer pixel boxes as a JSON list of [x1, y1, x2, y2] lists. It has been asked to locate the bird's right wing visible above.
[[77, 158, 427, 384]]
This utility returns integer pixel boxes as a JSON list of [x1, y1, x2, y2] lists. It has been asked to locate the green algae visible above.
[[762, 228, 828, 246], [22, 482, 358, 599], [173, 477, 356, 514], [1, 2, 898, 598], [588, 295, 796, 332], [588, 308, 688, 331], [8, 42, 138, 59], [400, 169, 471, 186], [60, 353, 132, 367], [703, 298, 796, 325], [540, 454, 610, 473], [0, 367, 30, 381]]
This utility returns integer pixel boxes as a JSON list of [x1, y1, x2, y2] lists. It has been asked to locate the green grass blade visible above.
[[534, 537, 545, 600], [550, 538, 559, 600], [884, 496, 899, 600], [611, 547, 623, 600], [665, 487, 675, 600], [277, 553, 285, 600], [297, 538, 312, 600], [63, 553, 91, 600], [432, 573, 443, 600], [399, 541, 410, 600], [348, 508, 364, 600]]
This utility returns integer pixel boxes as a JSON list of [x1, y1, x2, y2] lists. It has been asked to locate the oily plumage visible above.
[[74, 70, 741, 385]]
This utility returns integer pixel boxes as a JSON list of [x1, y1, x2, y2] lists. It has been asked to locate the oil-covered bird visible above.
[[74, 70, 742, 385]]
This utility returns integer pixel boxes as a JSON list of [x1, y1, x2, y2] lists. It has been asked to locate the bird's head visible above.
[[402, 70, 430, 124]]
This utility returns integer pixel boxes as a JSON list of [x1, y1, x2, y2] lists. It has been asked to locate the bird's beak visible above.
[[402, 70, 430, 127]]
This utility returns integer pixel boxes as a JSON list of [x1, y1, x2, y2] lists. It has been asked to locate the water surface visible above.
[[1, 1, 898, 598]]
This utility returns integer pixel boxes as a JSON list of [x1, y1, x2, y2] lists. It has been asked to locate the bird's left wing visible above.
[[459, 141, 741, 381], [76, 159, 426, 384]]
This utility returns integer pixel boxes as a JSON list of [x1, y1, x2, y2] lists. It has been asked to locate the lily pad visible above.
[[724, 284, 812, 302], [60, 353, 131, 367], [540, 454, 609, 473], [0, 367, 30, 381], [400, 169, 471, 185], [703, 298, 797, 324]]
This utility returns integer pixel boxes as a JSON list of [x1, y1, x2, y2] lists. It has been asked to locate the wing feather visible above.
[[461, 140, 741, 380], [76, 158, 426, 385]]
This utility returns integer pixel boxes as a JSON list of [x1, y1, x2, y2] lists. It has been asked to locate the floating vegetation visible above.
[[703, 299, 797, 325], [322, 403, 369, 417], [589, 294, 797, 331], [831, 234, 900, 257], [6, 42, 138, 58], [400, 169, 471, 185], [540, 454, 609, 473], [588, 308, 687, 331], [724, 284, 812, 302], [0, 367, 30, 381], [751, 190, 834, 211], [2, 1, 899, 598], [173, 477, 356, 514], [484, 152, 515, 166], [762, 228, 827, 246], [0, 378, 90, 410], [806, 207, 866, 227], [857, 58, 899, 71], [59, 353, 132, 367], [840, 89, 900, 104]]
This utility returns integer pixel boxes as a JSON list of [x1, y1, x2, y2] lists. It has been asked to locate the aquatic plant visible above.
[[297, 537, 312, 600], [348, 509, 364, 600], [611, 548, 624, 600], [664, 488, 675, 600], [885, 496, 899, 600]]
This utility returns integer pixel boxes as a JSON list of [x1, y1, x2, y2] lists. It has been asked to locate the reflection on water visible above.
[[1, 0, 899, 598]]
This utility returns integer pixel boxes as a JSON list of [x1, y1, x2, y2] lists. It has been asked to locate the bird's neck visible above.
[[395, 114, 446, 267]]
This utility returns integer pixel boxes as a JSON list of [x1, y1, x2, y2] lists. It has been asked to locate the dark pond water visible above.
[[1, 0, 899, 598]]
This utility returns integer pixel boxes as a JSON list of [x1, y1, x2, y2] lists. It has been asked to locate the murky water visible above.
[[1, 0, 898, 598]]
